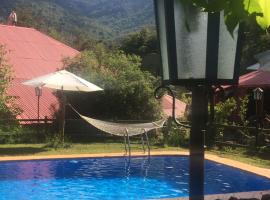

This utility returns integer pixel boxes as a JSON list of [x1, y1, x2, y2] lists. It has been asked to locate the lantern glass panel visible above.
[[260, 92, 263, 100], [258, 93, 262, 100], [254, 93, 258, 100], [254, 92, 259, 100], [217, 12, 239, 80], [174, 0, 208, 79], [156, 0, 170, 81]]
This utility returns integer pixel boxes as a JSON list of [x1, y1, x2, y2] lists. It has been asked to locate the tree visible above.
[[63, 46, 161, 121], [120, 27, 161, 76], [121, 27, 158, 57], [0, 45, 21, 119], [15, 6, 45, 30], [185, 0, 270, 33], [240, 19, 270, 73]]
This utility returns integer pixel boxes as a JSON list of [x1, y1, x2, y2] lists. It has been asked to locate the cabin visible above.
[[0, 24, 79, 120]]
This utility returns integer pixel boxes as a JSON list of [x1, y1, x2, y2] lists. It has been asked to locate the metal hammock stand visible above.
[[68, 104, 166, 156]]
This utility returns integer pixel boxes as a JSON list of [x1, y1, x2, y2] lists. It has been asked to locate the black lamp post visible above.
[[35, 86, 42, 123], [253, 87, 264, 146], [154, 1, 242, 199]]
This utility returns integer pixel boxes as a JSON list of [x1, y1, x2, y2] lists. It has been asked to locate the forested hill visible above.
[[0, 0, 155, 40]]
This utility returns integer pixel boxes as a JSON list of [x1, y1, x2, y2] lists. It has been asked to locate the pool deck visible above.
[[164, 190, 270, 200], [0, 151, 269, 179]]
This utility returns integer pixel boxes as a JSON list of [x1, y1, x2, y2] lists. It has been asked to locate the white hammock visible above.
[[69, 104, 166, 136], [80, 115, 166, 136]]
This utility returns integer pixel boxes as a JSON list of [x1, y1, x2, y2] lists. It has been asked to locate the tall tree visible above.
[[63, 46, 161, 120]]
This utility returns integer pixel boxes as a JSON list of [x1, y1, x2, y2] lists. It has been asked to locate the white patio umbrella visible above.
[[23, 70, 103, 142], [23, 70, 103, 92]]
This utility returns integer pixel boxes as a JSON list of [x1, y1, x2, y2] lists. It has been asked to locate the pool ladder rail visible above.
[[124, 129, 150, 157]]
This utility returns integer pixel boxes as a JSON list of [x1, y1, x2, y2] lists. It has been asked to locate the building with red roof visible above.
[[0, 25, 79, 119], [161, 95, 187, 118], [219, 69, 270, 116], [238, 70, 270, 88]]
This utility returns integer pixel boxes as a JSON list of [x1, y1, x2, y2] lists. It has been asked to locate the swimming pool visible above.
[[0, 156, 269, 200]]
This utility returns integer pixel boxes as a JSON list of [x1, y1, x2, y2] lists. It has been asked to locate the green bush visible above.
[[167, 127, 189, 147], [206, 96, 250, 147], [0, 45, 22, 144], [161, 118, 190, 147]]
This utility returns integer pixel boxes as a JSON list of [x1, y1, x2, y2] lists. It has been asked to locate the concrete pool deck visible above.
[[0, 151, 269, 179]]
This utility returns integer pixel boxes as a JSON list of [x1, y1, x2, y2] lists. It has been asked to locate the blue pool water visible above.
[[0, 156, 269, 200]]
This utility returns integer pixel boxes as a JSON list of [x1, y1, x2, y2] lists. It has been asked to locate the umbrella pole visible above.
[[61, 87, 65, 144]]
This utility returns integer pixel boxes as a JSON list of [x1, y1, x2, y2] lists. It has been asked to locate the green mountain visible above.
[[0, 0, 155, 40]]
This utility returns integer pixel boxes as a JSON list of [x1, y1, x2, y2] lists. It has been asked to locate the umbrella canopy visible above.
[[23, 70, 103, 92], [22, 69, 103, 143]]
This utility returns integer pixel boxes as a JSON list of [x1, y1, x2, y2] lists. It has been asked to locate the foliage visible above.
[[121, 28, 158, 57], [255, 0, 270, 30], [120, 28, 161, 75], [0, 0, 155, 41], [210, 146, 270, 168], [186, 0, 270, 33], [239, 96, 249, 125], [214, 96, 249, 125], [158, 117, 190, 147], [206, 96, 250, 146], [179, 91, 192, 105], [214, 97, 238, 124], [0, 45, 21, 119], [44, 134, 72, 149], [240, 19, 270, 73], [0, 125, 45, 144], [63, 46, 161, 120], [167, 127, 190, 147], [0, 45, 22, 142], [14, 5, 80, 47]]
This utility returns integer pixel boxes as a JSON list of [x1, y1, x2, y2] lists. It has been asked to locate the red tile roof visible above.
[[238, 70, 270, 88], [161, 95, 187, 118], [8, 79, 59, 119], [0, 24, 79, 119]]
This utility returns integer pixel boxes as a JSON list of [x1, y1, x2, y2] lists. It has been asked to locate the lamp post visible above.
[[154, 1, 242, 199], [253, 87, 264, 147], [35, 86, 42, 126]]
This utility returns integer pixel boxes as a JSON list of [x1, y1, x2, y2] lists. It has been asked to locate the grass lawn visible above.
[[0, 143, 182, 156], [208, 148, 270, 169], [0, 143, 269, 168]]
